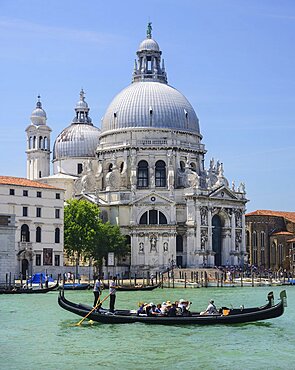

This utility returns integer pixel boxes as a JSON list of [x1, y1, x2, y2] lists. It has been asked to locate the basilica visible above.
[[26, 25, 248, 273]]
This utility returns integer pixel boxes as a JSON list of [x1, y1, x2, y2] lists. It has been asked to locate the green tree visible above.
[[64, 199, 130, 276], [64, 199, 100, 273], [90, 222, 130, 276]]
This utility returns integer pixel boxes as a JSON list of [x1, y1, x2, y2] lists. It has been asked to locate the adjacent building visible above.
[[246, 210, 295, 271], [0, 176, 64, 281]]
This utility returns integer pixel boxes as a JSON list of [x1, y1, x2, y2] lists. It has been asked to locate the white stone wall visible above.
[[0, 181, 64, 277]]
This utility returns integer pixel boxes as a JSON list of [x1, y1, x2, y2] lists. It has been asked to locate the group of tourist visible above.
[[137, 299, 192, 317]]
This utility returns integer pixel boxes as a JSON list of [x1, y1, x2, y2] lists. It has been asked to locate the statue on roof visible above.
[[147, 22, 152, 38]]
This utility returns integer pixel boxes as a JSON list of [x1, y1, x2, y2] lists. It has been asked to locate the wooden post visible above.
[[161, 273, 164, 288], [172, 269, 175, 289], [252, 272, 254, 287], [134, 273, 137, 286], [205, 271, 208, 288], [168, 268, 170, 288], [240, 273, 243, 287], [185, 272, 187, 288]]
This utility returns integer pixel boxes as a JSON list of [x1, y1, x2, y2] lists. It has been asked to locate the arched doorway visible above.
[[212, 215, 222, 266], [22, 259, 29, 279]]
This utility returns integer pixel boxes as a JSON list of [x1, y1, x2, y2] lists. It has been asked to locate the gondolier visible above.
[[109, 277, 117, 313], [93, 277, 102, 306]]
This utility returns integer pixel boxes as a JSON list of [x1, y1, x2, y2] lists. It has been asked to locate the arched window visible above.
[[253, 231, 257, 247], [137, 160, 149, 188], [21, 224, 30, 242], [39, 136, 43, 149], [44, 137, 48, 150], [36, 227, 41, 243], [55, 228, 60, 243], [190, 162, 196, 172], [139, 210, 167, 225], [108, 163, 113, 172], [155, 160, 166, 187], [33, 136, 36, 149], [29, 136, 33, 149], [180, 161, 185, 172]]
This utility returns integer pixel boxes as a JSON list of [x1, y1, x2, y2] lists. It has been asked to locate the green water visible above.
[[1, 286, 294, 370]]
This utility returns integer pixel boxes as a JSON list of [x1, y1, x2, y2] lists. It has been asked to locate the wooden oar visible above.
[[76, 292, 112, 326]]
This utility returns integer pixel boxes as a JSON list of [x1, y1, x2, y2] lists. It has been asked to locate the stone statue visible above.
[[150, 235, 157, 252], [139, 242, 144, 253], [163, 242, 168, 252], [147, 22, 152, 38]]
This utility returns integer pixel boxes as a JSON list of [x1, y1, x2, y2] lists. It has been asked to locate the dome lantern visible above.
[[132, 22, 167, 84], [30, 95, 47, 126]]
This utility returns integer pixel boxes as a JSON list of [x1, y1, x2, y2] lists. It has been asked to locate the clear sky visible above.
[[0, 0, 294, 213]]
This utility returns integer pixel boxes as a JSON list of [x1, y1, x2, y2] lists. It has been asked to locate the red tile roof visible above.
[[0, 176, 63, 190], [246, 210, 295, 224], [271, 231, 294, 236]]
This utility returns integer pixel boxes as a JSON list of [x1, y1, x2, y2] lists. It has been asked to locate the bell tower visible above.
[[25, 96, 51, 180]]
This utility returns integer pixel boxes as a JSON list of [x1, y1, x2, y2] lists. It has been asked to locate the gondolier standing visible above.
[[109, 277, 117, 313], [93, 277, 102, 306]]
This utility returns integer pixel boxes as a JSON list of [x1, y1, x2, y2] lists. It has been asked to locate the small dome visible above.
[[138, 38, 160, 52], [31, 99, 47, 126], [53, 124, 100, 160]]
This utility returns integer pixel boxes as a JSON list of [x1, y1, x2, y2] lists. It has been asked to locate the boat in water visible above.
[[59, 283, 90, 290], [103, 284, 160, 291], [0, 282, 59, 294], [58, 290, 286, 325]]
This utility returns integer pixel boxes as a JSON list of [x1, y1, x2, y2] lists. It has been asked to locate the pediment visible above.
[[209, 186, 239, 200], [131, 191, 175, 206]]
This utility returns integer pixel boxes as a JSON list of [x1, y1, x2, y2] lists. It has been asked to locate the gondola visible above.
[[0, 281, 59, 294], [59, 283, 90, 290], [58, 289, 286, 325], [103, 284, 160, 291]]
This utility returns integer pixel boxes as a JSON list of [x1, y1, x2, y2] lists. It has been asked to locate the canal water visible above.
[[1, 286, 294, 370]]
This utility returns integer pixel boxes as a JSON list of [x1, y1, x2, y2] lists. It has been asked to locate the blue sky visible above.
[[0, 0, 294, 212]]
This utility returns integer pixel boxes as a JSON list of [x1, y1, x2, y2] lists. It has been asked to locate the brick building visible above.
[[246, 210, 295, 271]]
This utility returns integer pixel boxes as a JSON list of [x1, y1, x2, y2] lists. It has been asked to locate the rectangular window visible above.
[[36, 207, 41, 217], [77, 163, 83, 174], [55, 255, 60, 266], [37, 191, 42, 198], [36, 254, 41, 266], [149, 210, 157, 224], [10, 189, 15, 195], [23, 207, 28, 217], [43, 248, 53, 266], [23, 190, 28, 196], [55, 209, 60, 219], [56, 193, 60, 199]]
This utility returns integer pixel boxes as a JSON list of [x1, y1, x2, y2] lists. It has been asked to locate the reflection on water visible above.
[[1, 286, 295, 370]]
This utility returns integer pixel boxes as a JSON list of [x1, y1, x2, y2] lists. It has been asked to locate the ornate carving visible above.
[[235, 230, 242, 250], [201, 229, 208, 250], [200, 207, 208, 226]]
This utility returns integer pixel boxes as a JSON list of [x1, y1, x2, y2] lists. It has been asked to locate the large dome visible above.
[[101, 81, 200, 133], [53, 90, 100, 160]]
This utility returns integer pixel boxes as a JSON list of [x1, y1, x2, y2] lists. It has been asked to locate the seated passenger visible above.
[[167, 302, 177, 317], [137, 303, 145, 316], [200, 299, 218, 315]]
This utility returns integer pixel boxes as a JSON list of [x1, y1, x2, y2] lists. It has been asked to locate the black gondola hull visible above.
[[58, 290, 285, 325], [0, 282, 59, 294]]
